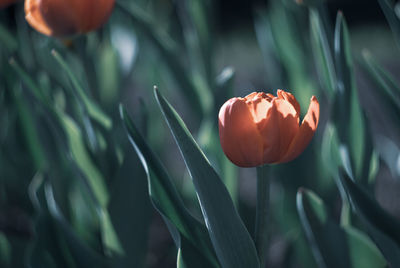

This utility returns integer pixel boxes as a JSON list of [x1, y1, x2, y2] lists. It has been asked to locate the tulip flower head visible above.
[[219, 90, 319, 167], [25, 0, 115, 37]]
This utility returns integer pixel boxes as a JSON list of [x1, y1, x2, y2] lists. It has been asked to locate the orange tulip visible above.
[[25, 0, 115, 37], [218, 90, 319, 167], [0, 0, 17, 9]]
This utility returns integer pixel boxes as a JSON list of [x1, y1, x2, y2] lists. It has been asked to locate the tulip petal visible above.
[[277, 89, 301, 117], [219, 98, 264, 167], [257, 98, 299, 163], [244, 92, 259, 100], [25, 0, 54, 36], [25, 0, 114, 37], [26, 0, 79, 36], [279, 96, 320, 163], [75, 0, 115, 33], [246, 95, 272, 123]]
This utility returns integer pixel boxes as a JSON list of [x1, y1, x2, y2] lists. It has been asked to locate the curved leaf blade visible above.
[[297, 188, 350, 268], [116, 2, 208, 117], [154, 88, 259, 268], [108, 149, 151, 267], [333, 12, 365, 179], [309, 8, 336, 98], [51, 50, 112, 129], [120, 105, 219, 267], [297, 188, 386, 268], [339, 173, 400, 266], [361, 50, 400, 117], [378, 0, 400, 48]]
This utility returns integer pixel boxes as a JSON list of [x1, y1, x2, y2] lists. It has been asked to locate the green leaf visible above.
[[254, 8, 285, 87], [321, 123, 341, 176], [61, 116, 109, 208], [96, 43, 120, 106], [120, 105, 219, 267], [29, 176, 109, 268], [44, 183, 110, 268], [0, 23, 18, 53], [177, 235, 216, 268], [359, 112, 379, 186], [309, 8, 336, 98], [154, 88, 259, 268], [266, 1, 316, 109], [339, 172, 400, 266], [116, 1, 208, 117], [9, 58, 51, 108], [11, 85, 46, 171], [375, 135, 400, 179], [297, 188, 386, 268], [360, 50, 400, 118], [0, 233, 11, 268], [297, 188, 350, 268], [343, 227, 386, 268], [51, 50, 112, 130], [378, 0, 400, 48], [108, 149, 152, 267], [333, 12, 365, 180], [215, 67, 235, 113]]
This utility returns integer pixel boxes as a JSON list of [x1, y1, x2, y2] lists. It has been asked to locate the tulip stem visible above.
[[255, 165, 270, 267]]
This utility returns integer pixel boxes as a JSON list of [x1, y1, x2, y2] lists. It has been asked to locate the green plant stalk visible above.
[[255, 165, 270, 267]]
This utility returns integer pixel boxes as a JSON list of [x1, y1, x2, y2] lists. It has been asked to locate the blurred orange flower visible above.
[[0, 0, 17, 9], [25, 0, 115, 37], [218, 90, 319, 167]]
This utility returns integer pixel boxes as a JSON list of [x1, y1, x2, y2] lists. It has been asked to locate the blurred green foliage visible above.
[[0, 0, 400, 267]]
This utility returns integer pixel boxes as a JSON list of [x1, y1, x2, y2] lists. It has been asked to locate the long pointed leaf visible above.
[[297, 188, 386, 268], [116, 2, 208, 117], [309, 8, 336, 98], [51, 50, 112, 129], [154, 88, 259, 268], [333, 12, 365, 179], [378, 0, 400, 48], [361, 50, 400, 117], [120, 105, 219, 267], [339, 172, 400, 266], [108, 149, 151, 267], [297, 188, 350, 268]]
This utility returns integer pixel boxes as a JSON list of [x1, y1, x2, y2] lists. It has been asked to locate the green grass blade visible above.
[[297, 188, 350, 268], [9, 58, 50, 107], [11, 86, 46, 171], [120, 105, 219, 267], [266, 1, 316, 109], [108, 149, 152, 267], [333, 12, 365, 180], [297, 188, 386, 268], [309, 8, 336, 98], [61, 116, 109, 208], [378, 0, 400, 48], [51, 50, 112, 130], [0, 23, 18, 53], [343, 227, 386, 268], [29, 176, 109, 268], [154, 88, 259, 268], [339, 172, 400, 266], [44, 183, 110, 268], [177, 235, 217, 268], [116, 1, 207, 117], [361, 50, 400, 116]]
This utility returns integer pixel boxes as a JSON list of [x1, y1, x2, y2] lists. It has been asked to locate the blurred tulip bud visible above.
[[0, 0, 17, 9], [25, 0, 115, 37], [218, 90, 320, 167]]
